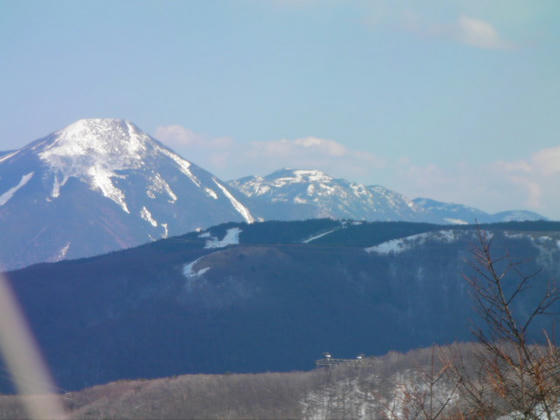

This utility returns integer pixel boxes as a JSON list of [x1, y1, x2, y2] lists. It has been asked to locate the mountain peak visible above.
[[266, 168, 334, 184], [61, 117, 136, 131], [33, 119, 162, 212], [33, 119, 254, 224], [56, 118, 139, 138], [46, 118, 150, 160], [0, 119, 257, 269], [64, 117, 130, 127], [228, 167, 422, 222]]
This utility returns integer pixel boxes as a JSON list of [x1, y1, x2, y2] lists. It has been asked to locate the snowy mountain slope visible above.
[[0, 118, 254, 270], [228, 168, 419, 222], [0, 150, 16, 160], [229, 169, 546, 224], [413, 197, 544, 224], [492, 209, 545, 222]]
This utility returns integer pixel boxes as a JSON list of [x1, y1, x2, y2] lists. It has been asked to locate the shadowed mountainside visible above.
[[2, 220, 559, 392]]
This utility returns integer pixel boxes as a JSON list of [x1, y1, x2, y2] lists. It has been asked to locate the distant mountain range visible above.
[[228, 169, 543, 225], [3, 219, 559, 391], [0, 119, 545, 270]]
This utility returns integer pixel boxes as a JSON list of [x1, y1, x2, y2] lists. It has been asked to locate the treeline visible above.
[[2, 340, 560, 419], [0, 344, 458, 420]]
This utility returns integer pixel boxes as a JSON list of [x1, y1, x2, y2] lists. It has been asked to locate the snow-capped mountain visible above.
[[0, 118, 254, 270], [228, 168, 419, 221], [228, 168, 545, 224]]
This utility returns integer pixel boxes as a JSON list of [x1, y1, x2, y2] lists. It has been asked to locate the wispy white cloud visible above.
[[248, 136, 366, 160], [532, 146, 560, 176], [353, 0, 515, 50], [154, 125, 384, 180], [455, 15, 512, 50], [402, 12, 513, 50], [262, 1, 515, 50], [155, 125, 233, 149], [495, 146, 560, 210]]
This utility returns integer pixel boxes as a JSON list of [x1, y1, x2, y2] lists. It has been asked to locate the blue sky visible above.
[[1, 0, 559, 217]]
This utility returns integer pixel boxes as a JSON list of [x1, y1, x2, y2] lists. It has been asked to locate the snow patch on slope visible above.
[[140, 206, 158, 227], [0, 172, 34, 206], [302, 228, 339, 244], [54, 242, 71, 262], [146, 173, 177, 203], [204, 227, 242, 249], [51, 174, 69, 198], [212, 178, 255, 223], [87, 165, 129, 213], [350, 183, 368, 197], [504, 231, 560, 250], [183, 257, 211, 278], [365, 230, 462, 255], [0, 150, 20, 163], [504, 231, 560, 268], [205, 187, 218, 199], [155, 146, 201, 187], [444, 218, 468, 225]]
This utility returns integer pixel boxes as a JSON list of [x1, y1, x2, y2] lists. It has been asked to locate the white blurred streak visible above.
[[0, 274, 65, 419]]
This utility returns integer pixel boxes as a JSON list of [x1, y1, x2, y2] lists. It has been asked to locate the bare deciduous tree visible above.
[[386, 347, 460, 420], [447, 230, 560, 419]]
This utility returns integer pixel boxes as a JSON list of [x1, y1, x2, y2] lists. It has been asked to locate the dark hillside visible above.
[[1, 220, 559, 392]]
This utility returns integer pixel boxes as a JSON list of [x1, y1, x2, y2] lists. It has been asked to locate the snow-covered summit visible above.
[[24, 118, 209, 213], [267, 168, 335, 186], [42, 118, 149, 163], [231, 168, 337, 197], [0, 118, 254, 270], [38, 119, 157, 212], [228, 168, 419, 221]]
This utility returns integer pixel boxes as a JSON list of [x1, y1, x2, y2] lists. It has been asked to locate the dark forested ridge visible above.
[[2, 220, 560, 392]]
